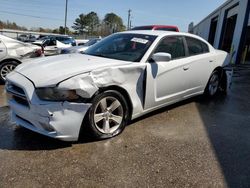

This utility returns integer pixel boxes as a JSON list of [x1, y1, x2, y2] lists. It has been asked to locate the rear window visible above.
[[131, 26, 154, 30], [185, 37, 209, 56], [155, 28, 177, 32], [132, 26, 178, 32]]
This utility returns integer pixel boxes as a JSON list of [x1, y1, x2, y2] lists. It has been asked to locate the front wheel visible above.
[[0, 61, 19, 82], [205, 70, 220, 97], [86, 90, 129, 139]]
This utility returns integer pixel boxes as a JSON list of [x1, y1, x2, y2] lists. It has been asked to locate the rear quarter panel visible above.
[[213, 50, 229, 68]]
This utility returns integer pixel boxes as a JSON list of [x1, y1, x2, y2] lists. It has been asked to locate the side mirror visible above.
[[151, 52, 172, 62]]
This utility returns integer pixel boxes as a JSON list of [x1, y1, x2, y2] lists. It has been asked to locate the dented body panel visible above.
[[0, 34, 41, 63], [6, 31, 233, 141], [6, 72, 91, 141]]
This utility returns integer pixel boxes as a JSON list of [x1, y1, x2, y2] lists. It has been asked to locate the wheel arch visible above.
[[213, 66, 223, 75], [211, 66, 227, 92], [0, 58, 22, 65], [79, 85, 133, 140]]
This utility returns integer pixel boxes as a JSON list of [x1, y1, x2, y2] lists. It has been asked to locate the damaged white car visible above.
[[0, 34, 43, 82], [6, 31, 232, 141]]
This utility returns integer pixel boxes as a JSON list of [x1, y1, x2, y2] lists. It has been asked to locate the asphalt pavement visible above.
[[1, 67, 250, 187]]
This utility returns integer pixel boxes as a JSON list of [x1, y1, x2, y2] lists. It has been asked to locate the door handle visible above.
[[0, 50, 3, 52], [209, 60, 214, 62], [183, 66, 189, 71]]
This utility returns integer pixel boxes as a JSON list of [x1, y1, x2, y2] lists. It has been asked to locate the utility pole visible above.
[[127, 9, 131, 30], [64, 0, 68, 35]]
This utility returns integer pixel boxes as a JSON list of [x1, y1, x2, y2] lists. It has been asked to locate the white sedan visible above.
[[0, 34, 43, 82], [6, 31, 232, 141]]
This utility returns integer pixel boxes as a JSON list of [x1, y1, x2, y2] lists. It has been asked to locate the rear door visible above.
[[0, 39, 7, 61], [181, 37, 215, 96]]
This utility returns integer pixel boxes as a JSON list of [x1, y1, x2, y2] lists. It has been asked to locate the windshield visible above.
[[84, 33, 157, 62], [84, 39, 100, 46]]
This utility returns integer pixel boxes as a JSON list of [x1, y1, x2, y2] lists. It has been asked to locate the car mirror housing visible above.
[[151, 52, 172, 62]]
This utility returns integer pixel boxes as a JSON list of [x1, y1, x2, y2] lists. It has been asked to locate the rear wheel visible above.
[[205, 70, 220, 97], [0, 61, 19, 82], [86, 90, 129, 139]]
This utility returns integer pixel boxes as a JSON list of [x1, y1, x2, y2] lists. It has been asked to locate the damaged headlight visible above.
[[36, 88, 79, 101]]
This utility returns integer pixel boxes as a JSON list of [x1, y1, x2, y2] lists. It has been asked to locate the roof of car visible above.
[[131, 25, 179, 32], [121, 30, 191, 37], [119, 30, 212, 47], [133, 25, 178, 29]]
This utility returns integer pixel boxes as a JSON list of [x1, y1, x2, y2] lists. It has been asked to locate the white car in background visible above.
[[33, 39, 71, 56], [6, 31, 232, 141], [75, 39, 89, 46], [0, 34, 43, 82]]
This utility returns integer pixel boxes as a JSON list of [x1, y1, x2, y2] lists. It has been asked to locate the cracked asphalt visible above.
[[1, 66, 250, 187]]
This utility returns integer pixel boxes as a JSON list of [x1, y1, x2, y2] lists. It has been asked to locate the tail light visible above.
[[35, 48, 44, 57]]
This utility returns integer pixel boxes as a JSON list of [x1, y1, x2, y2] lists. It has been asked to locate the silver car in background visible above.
[[60, 38, 102, 54]]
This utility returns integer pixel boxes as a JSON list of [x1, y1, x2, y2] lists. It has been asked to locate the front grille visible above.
[[6, 82, 29, 107]]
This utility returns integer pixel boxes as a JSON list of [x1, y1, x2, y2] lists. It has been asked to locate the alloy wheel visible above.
[[208, 73, 219, 96], [0, 64, 16, 80], [93, 96, 124, 134]]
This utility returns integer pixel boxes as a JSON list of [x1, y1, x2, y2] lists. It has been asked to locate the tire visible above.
[[86, 90, 129, 140], [0, 61, 19, 82], [205, 70, 220, 97]]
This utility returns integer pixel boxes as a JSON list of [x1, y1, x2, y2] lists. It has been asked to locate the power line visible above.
[[0, 10, 74, 22], [0, 0, 65, 9], [0, 10, 63, 22], [0, 5, 61, 15]]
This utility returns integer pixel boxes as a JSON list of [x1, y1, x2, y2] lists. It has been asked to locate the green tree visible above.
[[72, 12, 99, 35], [0, 20, 27, 30], [59, 26, 65, 34], [58, 26, 70, 34], [0, 21, 3, 29], [52, 28, 59, 34], [103, 13, 125, 34], [72, 14, 87, 34], [85, 11, 99, 35]]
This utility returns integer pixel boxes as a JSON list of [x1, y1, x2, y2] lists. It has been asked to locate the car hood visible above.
[[14, 54, 131, 87]]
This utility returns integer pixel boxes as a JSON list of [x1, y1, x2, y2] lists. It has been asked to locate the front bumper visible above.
[[6, 72, 91, 141]]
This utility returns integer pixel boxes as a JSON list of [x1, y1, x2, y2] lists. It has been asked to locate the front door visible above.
[[144, 36, 189, 110]]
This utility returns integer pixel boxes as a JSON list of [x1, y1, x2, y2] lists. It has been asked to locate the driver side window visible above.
[[154, 36, 185, 60]]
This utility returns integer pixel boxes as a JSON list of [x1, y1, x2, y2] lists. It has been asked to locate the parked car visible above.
[[131, 25, 179, 32], [37, 35, 76, 46], [75, 39, 89, 46], [33, 38, 72, 56], [6, 30, 232, 141], [60, 45, 87, 54], [54, 36, 76, 46], [0, 34, 43, 82], [17, 34, 36, 42], [61, 38, 101, 54]]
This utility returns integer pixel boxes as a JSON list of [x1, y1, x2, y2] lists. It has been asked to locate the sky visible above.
[[0, 0, 226, 32]]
